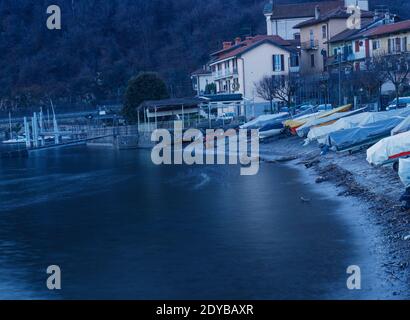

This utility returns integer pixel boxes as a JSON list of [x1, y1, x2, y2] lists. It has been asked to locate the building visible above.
[[208, 35, 300, 102], [294, 5, 374, 75], [326, 14, 400, 71], [191, 67, 213, 96], [263, 0, 369, 41]]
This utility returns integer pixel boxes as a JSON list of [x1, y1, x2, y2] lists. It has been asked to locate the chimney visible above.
[[223, 41, 232, 50], [315, 5, 321, 20], [234, 37, 241, 45]]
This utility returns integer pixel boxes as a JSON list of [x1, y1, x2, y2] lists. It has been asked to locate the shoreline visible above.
[[259, 135, 410, 298]]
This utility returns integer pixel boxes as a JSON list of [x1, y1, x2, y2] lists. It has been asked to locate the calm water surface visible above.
[[0, 146, 386, 299]]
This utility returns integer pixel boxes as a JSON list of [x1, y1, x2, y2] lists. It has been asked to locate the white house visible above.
[[263, 0, 369, 40], [208, 35, 300, 103], [191, 66, 213, 96]]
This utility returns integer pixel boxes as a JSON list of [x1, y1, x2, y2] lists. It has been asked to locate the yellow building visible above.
[[295, 5, 373, 75], [327, 19, 410, 71]]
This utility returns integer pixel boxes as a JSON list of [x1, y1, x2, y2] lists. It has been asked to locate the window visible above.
[[396, 37, 402, 52], [272, 54, 284, 71], [372, 40, 380, 50], [310, 54, 315, 68], [309, 29, 315, 47], [290, 54, 299, 67], [322, 25, 327, 39]]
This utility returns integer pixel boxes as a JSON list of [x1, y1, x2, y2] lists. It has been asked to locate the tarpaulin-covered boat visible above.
[[367, 130, 410, 166], [307, 108, 410, 145], [326, 117, 404, 152], [258, 119, 285, 139], [240, 112, 289, 129], [399, 158, 410, 188], [391, 115, 410, 136], [284, 104, 351, 135], [296, 106, 365, 138]]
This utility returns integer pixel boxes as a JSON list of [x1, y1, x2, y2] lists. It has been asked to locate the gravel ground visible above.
[[258, 134, 410, 298]]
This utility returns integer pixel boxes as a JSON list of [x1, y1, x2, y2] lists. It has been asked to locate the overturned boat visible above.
[[307, 108, 410, 146], [391, 115, 410, 136], [240, 112, 289, 129], [367, 130, 410, 166], [258, 120, 285, 140], [284, 104, 351, 135], [326, 116, 405, 152], [296, 106, 364, 138]]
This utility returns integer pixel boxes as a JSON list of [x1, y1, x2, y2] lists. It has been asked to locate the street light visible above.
[[337, 48, 342, 106]]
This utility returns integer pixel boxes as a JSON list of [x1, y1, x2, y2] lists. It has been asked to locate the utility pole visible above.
[[338, 50, 342, 106]]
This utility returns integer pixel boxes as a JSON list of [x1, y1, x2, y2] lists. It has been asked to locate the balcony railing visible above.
[[301, 40, 319, 50], [212, 68, 239, 79]]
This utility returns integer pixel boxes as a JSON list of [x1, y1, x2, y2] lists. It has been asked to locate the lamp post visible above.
[[338, 49, 342, 107]]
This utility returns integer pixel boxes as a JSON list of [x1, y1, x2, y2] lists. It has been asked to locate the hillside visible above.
[[0, 0, 407, 109]]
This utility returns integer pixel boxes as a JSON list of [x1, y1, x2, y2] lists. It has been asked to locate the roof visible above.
[[357, 19, 410, 38], [210, 35, 299, 64], [139, 97, 206, 110], [294, 7, 374, 29], [191, 68, 212, 76], [329, 19, 410, 43], [264, 0, 343, 20], [327, 18, 379, 43]]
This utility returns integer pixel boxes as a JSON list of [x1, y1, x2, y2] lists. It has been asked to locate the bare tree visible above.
[[375, 52, 410, 107], [349, 56, 388, 110], [255, 75, 295, 113]]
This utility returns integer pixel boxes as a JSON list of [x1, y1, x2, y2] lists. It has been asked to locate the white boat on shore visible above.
[[2, 136, 25, 145], [259, 128, 283, 140]]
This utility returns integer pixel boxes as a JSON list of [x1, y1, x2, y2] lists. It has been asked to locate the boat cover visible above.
[[240, 113, 288, 129], [284, 104, 351, 133], [259, 120, 284, 132], [392, 115, 410, 135], [307, 109, 410, 145], [399, 158, 410, 188], [367, 130, 410, 165], [326, 117, 404, 151], [296, 107, 366, 138]]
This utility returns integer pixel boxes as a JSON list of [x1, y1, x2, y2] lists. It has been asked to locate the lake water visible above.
[[0, 146, 389, 299]]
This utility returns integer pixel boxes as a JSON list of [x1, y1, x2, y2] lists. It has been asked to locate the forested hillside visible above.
[[0, 0, 407, 108]]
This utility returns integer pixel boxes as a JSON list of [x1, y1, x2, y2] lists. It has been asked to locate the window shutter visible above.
[[272, 55, 276, 71], [280, 55, 285, 71], [388, 39, 392, 53]]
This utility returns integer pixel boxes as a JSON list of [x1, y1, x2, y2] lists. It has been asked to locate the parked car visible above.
[[386, 97, 410, 111], [217, 112, 235, 122], [317, 104, 333, 112]]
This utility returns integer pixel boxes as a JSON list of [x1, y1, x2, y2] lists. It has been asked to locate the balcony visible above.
[[301, 40, 319, 50], [212, 68, 239, 80]]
